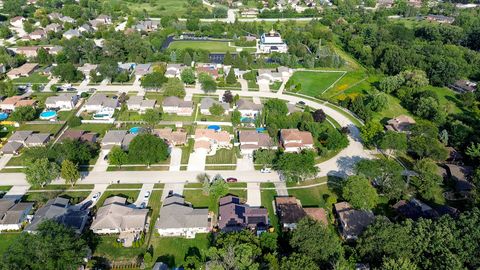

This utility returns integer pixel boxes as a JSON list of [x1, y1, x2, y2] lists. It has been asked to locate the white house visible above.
[[126, 96, 156, 114], [29, 29, 46, 40], [45, 93, 79, 110], [280, 129, 315, 153], [238, 130, 276, 156], [257, 66, 292, 84], [236, 99, 263, 118], [155, 195, 210, 238], [162, 96, 194, 116], [10, 16, 25, 28], [0, 200, 33, 231], [63, 29, 81, 39], [84, 94, 119, 112], [258, 29, 288, 54], [165, 64, 187, 78]]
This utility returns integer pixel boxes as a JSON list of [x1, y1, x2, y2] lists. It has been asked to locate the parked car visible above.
[[226, 177, 238, 183], [81, 201, 93, 210], [297, 101, 306, 106], [92, 192, 101, 201], [144, 191, 151, 199], [260, 168, 272, 173], [140, 202, 146, 209]]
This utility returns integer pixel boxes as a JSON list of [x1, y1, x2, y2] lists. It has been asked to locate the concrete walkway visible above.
[[236, 157, 254, 171], [169, 147, 182, 171], [187, 151, 206, 171], [133, 184, 154, 207], [246, 182, 261, 207], [161, 183, 184, 200]]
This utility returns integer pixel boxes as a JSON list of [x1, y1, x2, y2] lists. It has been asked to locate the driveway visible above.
[[258, 82, 270, 92], [0, 154, 13, 171], [2, 185, 29, 201], [92, 149, 110, 172], [238, 78, 248, 92], [133, 184, 154, 207], [236, 156, 254, 171], [76, 184, 108, 208], [274, 182, 288, 196], [246, 183, 261, 207], [169, 147, 182, 171], [252, 97, 261, 104], [187, 150, 207, 171], [161, 183, 185, 200]]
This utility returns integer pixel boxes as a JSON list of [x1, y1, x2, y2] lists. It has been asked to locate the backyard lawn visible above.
[[288, 71, 345, 97], [288, 184, 339, 208], [183, 183, 247, 214], [123, 0, 190, 17], [260, 183, 279, 231], [206, 148, 237, 164], [17, 123, 64, 135], [149, 234, 210, 267], [69, 123, 113, 137], [11, 72, 49, 84]]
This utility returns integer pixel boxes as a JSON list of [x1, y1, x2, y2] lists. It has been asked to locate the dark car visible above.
[[297, 101, 306, 106], [81, 201, 93, 210], [226, 177, 238, 183]]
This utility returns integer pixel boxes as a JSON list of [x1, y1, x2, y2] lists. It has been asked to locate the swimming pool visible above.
[[241, 117, 254, 123], [129, 127, 142, 134], [0, 112, 8, 121], [207, 125, 221, 131], [256, 127, 266, 133], [39, 110, 57, 120]]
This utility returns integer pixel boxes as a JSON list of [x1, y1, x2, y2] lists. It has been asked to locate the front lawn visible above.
[[12, 72, 49, 84], [23, 191, 91, 206], [29, 184, 94, 191], [260, 183, 279, 231], [95, 190, 140, 208], [288, 71, 345, 97], [106, 184, 143, 190], [181, 139, 194, 165], [206, 148, 237, 164]]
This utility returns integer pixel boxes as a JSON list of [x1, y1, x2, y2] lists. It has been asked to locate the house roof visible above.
[[445, 164, 474, 191], [102, 130, 128, 144], [195, 129, 231, 144], [8, 131, 33, 142], [155, 195, 209, 230], [334, 202, 374, 238], [154, 128, 187, 145], [7, 63, 38, 76], [304, 208, 328, 225], [24, 133, 50, 145], [60, 130, 97, 143], [0, 201, 33, 225], [91, 196, 148, 231], [162, 96, 192, 108], [280, 129, 314, 145], [45, 93, 76, 105], [239, 130, 274, 148], [237, 99, 263, 111], [275, 196, 307, 225], [200, 97, 230, 111], [218, 195, 268, 231], [393, 199, 438, 220], [1, 141, 23, 154]]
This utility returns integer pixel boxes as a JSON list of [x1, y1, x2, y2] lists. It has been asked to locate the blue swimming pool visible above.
[[129, 127, 142, 134], [207, 125, 221, 131], [0, 112, 8, 121], [256, 127, 266, 133], [39, 110, 57, 120], [241, 117, 254, 123]]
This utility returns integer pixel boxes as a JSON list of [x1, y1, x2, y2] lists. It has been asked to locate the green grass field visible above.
[[69, 123, 113, 137], [0, 233, 20, 256], [206, 148, 237, 164], [122, 0, 190, 17], [150, 234, 210, 267], [260, 183, 279, 231], [289, 71, 345, 97], [169, 41, 247, 53], [12, 72, 49, 84], [17, 123, 64, 135]]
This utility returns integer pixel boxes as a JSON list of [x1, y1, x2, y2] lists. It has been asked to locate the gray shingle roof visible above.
[[155, 195, 209, 230]]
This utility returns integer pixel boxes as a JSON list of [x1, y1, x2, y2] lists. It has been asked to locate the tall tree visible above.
[[61, 160, 80, 187], [274, 151, 318, 182], [128, 134, 169, 166], [225, 67, 237, 85], [223, 90, 233, 103], [142, 109, 162, 128], [342, 175, 379, 210], [223, 51, 233, 65], [24, 158, 60, 187], [180, 68, 196, 84], [108, 146, 128, 167], [163, 78, 186, 98]]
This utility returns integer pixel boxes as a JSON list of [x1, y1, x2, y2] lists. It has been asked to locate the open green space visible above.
[[0, 186, 12, 192], [206, 148, 237, 164], [116, 110, 143, 121], [12, 72, 49, 84], [122, 0, 190, 17], [150, 234, 210, 267], [168, 41, 255, 53], [288, 71, 345, 97], [183, 183, 247, 214], [288, 184, 339, 208], [69, 123, 113, 137], [323, 71, 370, 99]]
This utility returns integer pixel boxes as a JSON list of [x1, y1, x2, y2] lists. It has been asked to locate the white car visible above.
[[260, 168, 272, 173], [92, 192, 101, 201], [144, 191, 151, 199]]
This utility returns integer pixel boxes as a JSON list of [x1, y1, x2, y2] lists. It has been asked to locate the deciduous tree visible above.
[[61, 159, 80, 187]]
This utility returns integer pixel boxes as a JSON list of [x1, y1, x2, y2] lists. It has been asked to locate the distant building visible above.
[[258, 29, 288, 54], [165, 64, 187, 78], [155, 194, 211, 238], [218, 195, 269, 233], [10, 16, 25, 28], [449, 80, 477, 93], [426, 14, 455, 24], [62, 29, 81, 39], [257, 66, 292, 84], [134, 20, 160, 32], [0, 199, 33, 231], [334, 202, 374, 240], [162, 96, 194, 116], [6, 63, 38, 79]]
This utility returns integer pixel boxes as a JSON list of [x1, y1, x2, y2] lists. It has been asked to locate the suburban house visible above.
[[60, 130, 98, 144], [199, 97, 230, 115], [1, 131, 51, 154], [334, 202, 374, 240], [28, 29, 46, 40], [196, 64, 220, 79], [90, 196, 149, 235], [153, 128, 188, 146], [10, 16, 25, 28], [162, 96, 194, 116], [78, 63, 98, 79], [238, 130, 276, 156], [444, 164, 475, 193], [0, 199, 33, 231], [62, 29, 81, 39], [90, 14, 112, 29], [84, 94, 119, 112], [15, 46, 40, 58], [385, 115, 416, 132], [218, 195, 269, 233], [426, 14, 455, 24], [393, 199, 458, 221], [101, 130, 136, 150], [6, 63, 38, 79], [45, 23, 62, 33], [194, 128, 231, 153], [0, 95, 37, 111], [134, 63, 152, 78], [275, 196, 328, 230], [256, 66, 292, 84], [165, 64, 187, 78], [449, 80, 477, 93], [155, 194, 211, 238], [240, 8, 259, 17], [45, 93, 79, 110], [280, 129, 314, 153], [126, 96, 156, 113], [236, 99, 263, 118], [25, 197, 90, 234], [258, 29, 288, 53], [134, 20, 160, 32]]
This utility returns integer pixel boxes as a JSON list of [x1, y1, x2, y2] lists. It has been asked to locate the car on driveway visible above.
[[297, 101, 306, 106], [226, 177, 238, 183], [92, 192, 101, 201], [144, 191, 151, 199], [140, 202, 146, 209], [81, 201, 93, 210], [260, 168, 272, 173]]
